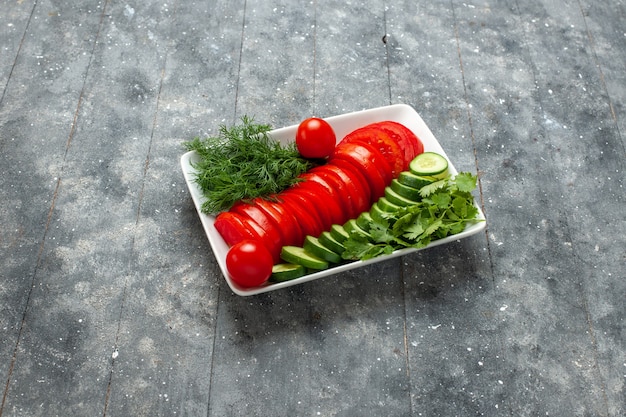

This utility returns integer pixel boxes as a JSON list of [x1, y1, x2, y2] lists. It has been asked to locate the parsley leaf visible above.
[[454, 172, 477, 192], [430, 192, 451, 208], [369, 221, 396, 244], [419, 179, 446, 197]]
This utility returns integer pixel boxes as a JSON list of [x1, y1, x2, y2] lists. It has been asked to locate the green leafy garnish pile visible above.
[[342, 172, 483, 260], [184, 116, 315, 214]]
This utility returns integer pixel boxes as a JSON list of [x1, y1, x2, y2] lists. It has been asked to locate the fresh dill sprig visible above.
[[184, 116, 315, 214]]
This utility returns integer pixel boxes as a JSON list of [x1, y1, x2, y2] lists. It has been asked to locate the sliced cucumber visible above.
[[370, 202, 390, 224], [318, 231, 346, 255], [270, 263, 307, 282], [409, 152, 448, 177], [303, 235, 342, 264], [330, 223, 350, 243], [344, 219, 372, 240], [390, 179, 422, 202], [385, 186, 419, 207], [281, 246, 329, 270], [397, 171, 436, 189], [356, 211, 373, 232], [377, 196, 402, 213]]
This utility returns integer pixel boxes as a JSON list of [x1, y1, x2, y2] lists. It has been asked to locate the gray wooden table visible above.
[[1, 1, 624, 416]]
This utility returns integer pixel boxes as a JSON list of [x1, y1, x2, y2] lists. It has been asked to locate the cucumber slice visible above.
[[377, 196, 402, 213], [370, 202, 390, 224], [270, 263, 307, 282], [390, 179, 422, 201], [318, 231, 346, 255], [330, 224, 350, 243], [397, 171, 436, 189], [281, 246, 329, 270], [344, 219, 372, 240], [303, 235, 342, 264], [385, 186, 419, 207], [409, 152, 448, 176], [356, 211, 373, 232]]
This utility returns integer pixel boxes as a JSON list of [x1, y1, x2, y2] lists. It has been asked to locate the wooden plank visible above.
[[560, 1, 626, 415], [2, 0, 160, 412], [102, 0, 247, 415], [581, 1, 626, 138], [313, 0, 391, 116], [234, 0, 316, 125], [0, 0, 109, 413], [206, 1, 319, 415], [385, 0, 477, 172], [0, 0, 36, 94], [1, 0, 215, 414], [451, 0, 622, 415]]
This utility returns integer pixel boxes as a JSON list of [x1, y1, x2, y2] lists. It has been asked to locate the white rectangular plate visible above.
[[181, 104, 486, 296]]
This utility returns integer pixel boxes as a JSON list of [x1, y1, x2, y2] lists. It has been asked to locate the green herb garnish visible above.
[[342, 172, 483, 260], [184, 116, 315, 214]]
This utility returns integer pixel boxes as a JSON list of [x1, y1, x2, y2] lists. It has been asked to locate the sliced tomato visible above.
[[306, 166, 359, 219], [291, 175, 342, 226], [332, 163, 372, 213], [329, 158, 374, 205], [276, 191, 325, 241], [230, 203, 283, 263], [264, 198, 305, 246], [214, 211, 261, 247], [370, 121, 414, 170], [251, 197, 301, 247], [298, 170, 354, 221], [329, 141, 392, 200], [286, 179, 344, 227], [230, 201, 276, 235], [313, 164, 370, 217], [372, 121, 424, 167], [337, 140, 393, 183], [282, 182, 331, 231], [339, 126, 405, 177]]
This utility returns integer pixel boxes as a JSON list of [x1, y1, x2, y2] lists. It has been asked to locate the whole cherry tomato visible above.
[[295, 117, 336, 159], [225, 240, 273, 287]]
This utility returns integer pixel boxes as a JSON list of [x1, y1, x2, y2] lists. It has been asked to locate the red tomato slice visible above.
[[306, 166, 359, 219], [230, 201, 274, 234], [372, 121, 424, 167], [334, 140, 393, 183], [285, 179, 344, 227], [214, 211, 260, 247], [276, 191, 325, 241], [267, 199, 306, 245], [329, 141, 392, 200], [339, 126, 405, 177], [253, 198, 303, 247], [282, 182, 331, 231], [370, 121, 414, 170], [328, 158, 373, 205], [229, 203, 283, 263], [312, 164, 370, 218], [299, 170, 354, 221]]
